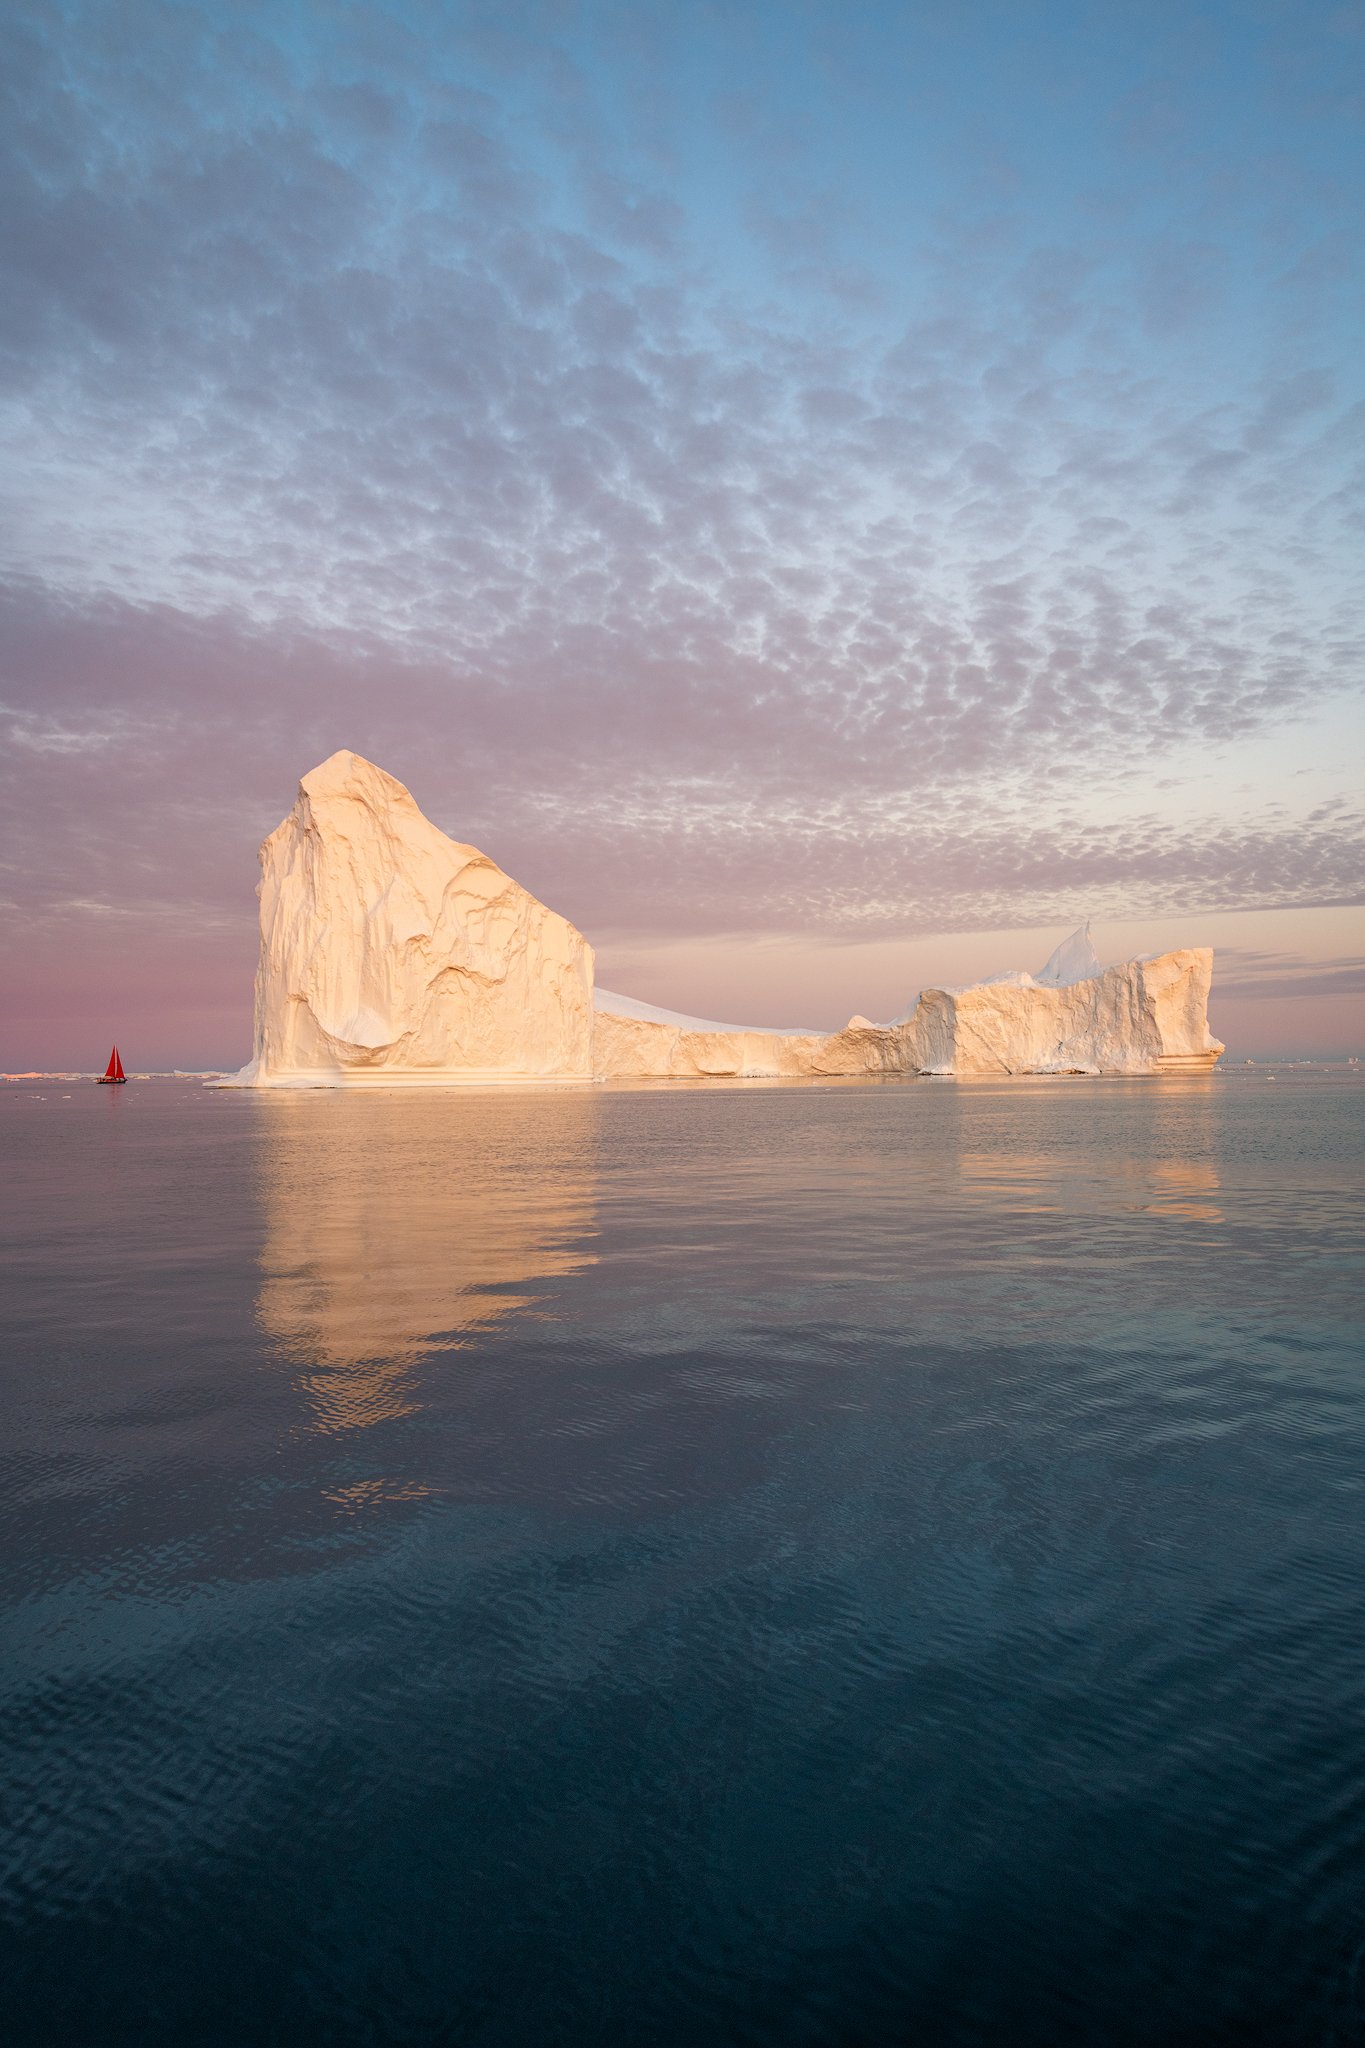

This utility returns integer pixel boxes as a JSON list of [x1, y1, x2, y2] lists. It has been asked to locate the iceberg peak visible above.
[[299, 749, 420, 811], [1035, 920, 1103, 988]]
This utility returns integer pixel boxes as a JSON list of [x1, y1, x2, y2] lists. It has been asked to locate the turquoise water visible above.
[[2, 1071, 1363, 2044]]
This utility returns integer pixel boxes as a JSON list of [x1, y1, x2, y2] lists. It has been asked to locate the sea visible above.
[[2, 1069, 1363, 2046]]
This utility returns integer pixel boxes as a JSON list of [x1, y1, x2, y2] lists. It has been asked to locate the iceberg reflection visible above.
[[1142, 1161, 1224, 1224], [946, 1077, 1223, 1226], [254, 1089, 598, 1436]]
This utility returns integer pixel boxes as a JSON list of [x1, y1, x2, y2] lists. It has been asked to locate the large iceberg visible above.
[[229, 751, 594, 1086], [223, 754, 1222, 1086]]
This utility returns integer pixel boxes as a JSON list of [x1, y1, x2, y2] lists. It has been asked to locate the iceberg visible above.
[[226, 751, 594, 1086], [222, 755, 1223, 1086], [906, 937, 1224, 1076]]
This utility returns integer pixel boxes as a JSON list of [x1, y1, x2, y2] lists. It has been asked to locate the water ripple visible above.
[[0, 1073, 1362, 2044]]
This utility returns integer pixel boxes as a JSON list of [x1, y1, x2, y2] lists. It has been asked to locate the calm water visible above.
[[2, 1071, 1363, 2046]]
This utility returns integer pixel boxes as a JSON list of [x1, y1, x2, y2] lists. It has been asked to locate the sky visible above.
[[1, 0, 1362, 1069]]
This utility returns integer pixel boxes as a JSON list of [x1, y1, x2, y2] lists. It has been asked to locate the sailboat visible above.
[[97, 1046, 127, 1085]]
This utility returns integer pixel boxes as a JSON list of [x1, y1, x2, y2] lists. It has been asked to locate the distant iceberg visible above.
[[220, 754, 1223, 1086]]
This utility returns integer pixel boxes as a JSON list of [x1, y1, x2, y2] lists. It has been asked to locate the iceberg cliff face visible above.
[[228, 751, 594, 1086], [908, 945, 1223, 1076], [223, 757, 1223, 1085]]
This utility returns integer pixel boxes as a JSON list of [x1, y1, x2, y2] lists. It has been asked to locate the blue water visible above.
[[2, 1071, 1363, 2045]]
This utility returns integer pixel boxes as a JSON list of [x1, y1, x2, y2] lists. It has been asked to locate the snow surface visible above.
[[593, 988, 821, 1037]]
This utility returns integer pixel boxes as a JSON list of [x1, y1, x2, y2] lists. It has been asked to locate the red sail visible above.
[[99, 1046, 126, 1083]]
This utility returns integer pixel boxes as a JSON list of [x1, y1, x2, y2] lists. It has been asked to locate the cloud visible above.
[[2, 581, 1361, 951], [1214, 951, 1365, 1000], [0, 0, 1361, 997]]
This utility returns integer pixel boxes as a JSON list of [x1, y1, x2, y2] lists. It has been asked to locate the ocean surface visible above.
[[2, 1069, 1363, 2046]]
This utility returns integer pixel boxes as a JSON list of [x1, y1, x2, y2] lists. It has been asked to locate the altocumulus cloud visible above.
[[1, 0, 1362, 959]]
